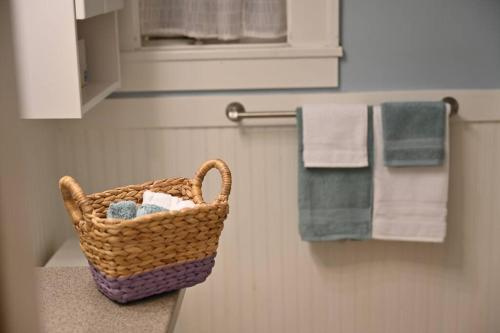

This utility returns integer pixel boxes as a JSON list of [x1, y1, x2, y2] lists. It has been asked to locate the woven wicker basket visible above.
[[59, 159, 231, 303]]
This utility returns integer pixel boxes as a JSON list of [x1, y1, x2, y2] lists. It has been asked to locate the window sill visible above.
[[119, 44, 343, 92]]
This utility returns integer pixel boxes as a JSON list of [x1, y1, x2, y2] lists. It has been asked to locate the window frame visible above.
[[118, 0, 342, 92]]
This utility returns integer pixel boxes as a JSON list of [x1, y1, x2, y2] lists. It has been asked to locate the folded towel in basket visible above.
[[302, 103, 368, 168], [372, 106, 450, 242], [137, 204, 168, 217], [381, 101, 446, 166], [143, 190, 195, 211], [297, 108, 373, 241], [107, 201, 137, 220]]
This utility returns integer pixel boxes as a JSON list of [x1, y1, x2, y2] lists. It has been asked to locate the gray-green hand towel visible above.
[[297, 108, 373, 241], [381, 101, 446, 167]]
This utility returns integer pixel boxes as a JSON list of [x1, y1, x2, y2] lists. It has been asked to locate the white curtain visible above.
[[140, 0, 287, 40]]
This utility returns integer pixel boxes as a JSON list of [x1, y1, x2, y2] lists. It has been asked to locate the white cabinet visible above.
[[10, 0, 123, 119]]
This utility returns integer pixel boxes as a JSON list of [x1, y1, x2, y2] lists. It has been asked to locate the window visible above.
[[118, 0, 342, 91], [139, 0, 287, 46]]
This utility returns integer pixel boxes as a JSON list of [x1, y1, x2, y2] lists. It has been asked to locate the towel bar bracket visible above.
[[443, 96, 459, 116], [225, 97, 459, 122]]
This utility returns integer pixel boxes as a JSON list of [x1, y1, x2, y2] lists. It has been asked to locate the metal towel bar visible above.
[[226, 97, 459, 122]]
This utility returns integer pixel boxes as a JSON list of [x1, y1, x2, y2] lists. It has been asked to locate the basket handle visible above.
[[59, 176, 92, 225], [192, 159, 232, 204]]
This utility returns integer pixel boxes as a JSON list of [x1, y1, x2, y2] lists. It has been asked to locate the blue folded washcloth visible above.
[[107, 201, 137, 220], [381, 101, 446, 167], [297, 108, 373, 241], [137, 204, 168, 217]]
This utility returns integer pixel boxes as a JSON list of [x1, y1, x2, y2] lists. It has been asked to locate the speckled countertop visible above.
[[36, 267, 183, 333]]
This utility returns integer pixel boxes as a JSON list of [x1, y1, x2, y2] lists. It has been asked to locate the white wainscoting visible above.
[[55, 90, 500, 333], [22, 121, 68, 264]]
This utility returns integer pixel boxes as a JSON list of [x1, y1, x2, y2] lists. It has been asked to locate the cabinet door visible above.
[[10, 0, 123, 119]]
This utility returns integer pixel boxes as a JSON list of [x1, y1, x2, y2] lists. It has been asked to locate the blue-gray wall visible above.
[[116, 0, 500, 98], [340, 0, 500, 91]]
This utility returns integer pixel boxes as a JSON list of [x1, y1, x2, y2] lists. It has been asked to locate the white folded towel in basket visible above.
[[143, 190, 195, 211]]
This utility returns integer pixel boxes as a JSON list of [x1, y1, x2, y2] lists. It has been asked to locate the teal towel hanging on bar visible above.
[[381, 101, 446, 167], [297, 108, 373, 241]]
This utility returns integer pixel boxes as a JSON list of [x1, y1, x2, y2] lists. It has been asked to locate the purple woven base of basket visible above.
[[89, 255, 216, 303]]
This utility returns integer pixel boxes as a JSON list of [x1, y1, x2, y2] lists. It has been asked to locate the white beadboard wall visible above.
[[22, 121, 68, 264], [55, 90, 500, 333]]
